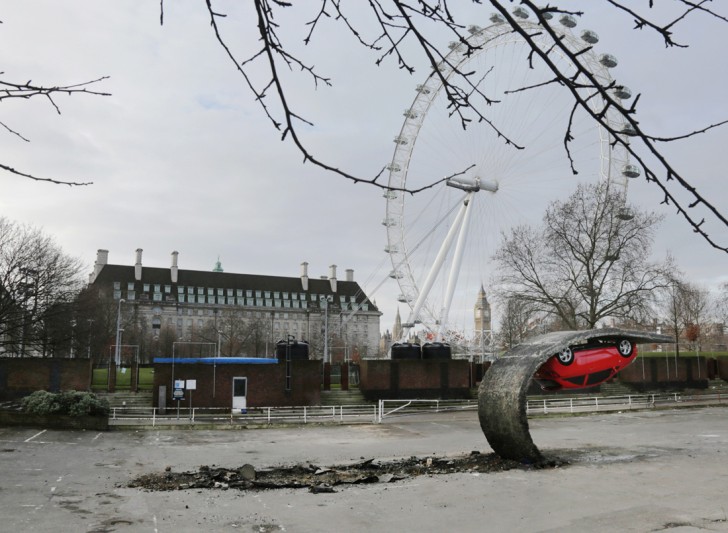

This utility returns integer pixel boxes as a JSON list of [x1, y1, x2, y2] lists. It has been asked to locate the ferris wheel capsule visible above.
[[599, 54, 618, 68], [581, 30, 599, 44], [613, 85, 632, 100], [560, 14, 577, 28], [489, 13, 505, 24], [622, 164, 641, 178], [513, 7, 530, 19]]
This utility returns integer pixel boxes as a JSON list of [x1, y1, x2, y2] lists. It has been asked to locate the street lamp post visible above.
[[114, 299, 125, 366], [320, 296, 332, 364]]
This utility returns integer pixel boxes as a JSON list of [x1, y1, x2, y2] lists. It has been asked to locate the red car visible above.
[[534, 338, 636, 391]]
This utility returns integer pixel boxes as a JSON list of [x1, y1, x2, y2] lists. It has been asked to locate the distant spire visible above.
[[478, 283, 488, 304], [393, 307, 402, 341], [213, 256, 224, 272]]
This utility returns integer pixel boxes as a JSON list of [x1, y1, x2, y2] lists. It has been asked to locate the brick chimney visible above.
[[135, 248, 143, 281], [89, 249, 108, 283], [300, 261, 309, 291], [171, 251, 179, 283], [345, 269, 354, 282], [329, 264, 337, 293]]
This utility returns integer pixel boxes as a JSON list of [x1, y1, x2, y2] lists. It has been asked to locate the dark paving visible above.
[[1, 407, 727, 532]]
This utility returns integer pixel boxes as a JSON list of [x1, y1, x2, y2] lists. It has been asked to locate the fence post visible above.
[[304, 406, 307, 424], [153, 407, 156, 427], [570, 398, 573, 413], [267, 407, 271, 424], [595, 397, 599, 411], [543, 399, 547, 414]]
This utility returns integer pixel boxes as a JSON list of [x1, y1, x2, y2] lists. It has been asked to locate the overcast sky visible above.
[[2, 1, 727, 335]]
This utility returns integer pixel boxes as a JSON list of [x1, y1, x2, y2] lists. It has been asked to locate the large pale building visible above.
[[88, 249, 382, 361]]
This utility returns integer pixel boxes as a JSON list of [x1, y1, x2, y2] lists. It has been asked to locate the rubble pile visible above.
[[129, 452, 565, 493]]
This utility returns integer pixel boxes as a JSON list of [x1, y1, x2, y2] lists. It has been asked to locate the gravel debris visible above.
[[128, 452, 566, 493]]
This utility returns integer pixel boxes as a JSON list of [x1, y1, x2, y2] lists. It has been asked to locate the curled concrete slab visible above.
[[478, 328, 674, 463]]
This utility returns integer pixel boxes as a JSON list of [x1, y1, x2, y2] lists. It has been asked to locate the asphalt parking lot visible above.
[[1, 406, 727, 532]]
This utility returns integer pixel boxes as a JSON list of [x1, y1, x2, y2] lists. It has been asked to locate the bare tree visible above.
[[661, 273, 691, 358], [0, 217, 85, 356], [495, 296, 537, 350], [0, 61, 109, 185], [681, 282, 713, 356], [718, 282, 728, 327], [164, 1, 728, 252], [493, 182, 670, 330]]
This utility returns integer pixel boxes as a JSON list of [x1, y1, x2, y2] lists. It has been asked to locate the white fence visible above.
[[526, 391, 726, 415], [108, 391, 726, 427], [110, 404, 379, 427]]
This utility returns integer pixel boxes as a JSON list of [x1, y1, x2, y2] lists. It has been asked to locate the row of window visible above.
[[113, 289, 369, 311], [172, 318, 310, 330], [112, 282, 358, 304]]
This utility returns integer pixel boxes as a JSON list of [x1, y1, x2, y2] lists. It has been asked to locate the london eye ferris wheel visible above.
[[383, 9, 638, 349]]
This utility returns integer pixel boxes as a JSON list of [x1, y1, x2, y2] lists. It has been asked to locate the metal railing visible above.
[[376, 399, 478, 423], [108, 390, 725, 427], [109, 404, 379, 427], [526, 391, 725, 415]]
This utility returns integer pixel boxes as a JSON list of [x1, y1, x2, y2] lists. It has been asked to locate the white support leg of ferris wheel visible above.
[[438, 193, 475, 340], [400, 193, 470, 341]]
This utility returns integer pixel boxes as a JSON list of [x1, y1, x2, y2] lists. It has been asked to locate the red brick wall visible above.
[[153, 360, 321, 408], [0, 358, 92, 399], [618, 356, 713, 385], [360, 359, 470, 400]]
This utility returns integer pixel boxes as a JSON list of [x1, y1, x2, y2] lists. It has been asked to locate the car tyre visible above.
[[617, 339, 633, 357], [556, 347, 574, 366]]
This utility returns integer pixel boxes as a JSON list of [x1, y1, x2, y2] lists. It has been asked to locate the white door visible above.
[[232, 377, 247, 413]]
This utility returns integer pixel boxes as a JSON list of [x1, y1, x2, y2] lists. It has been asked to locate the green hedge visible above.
[[21, 391, 110, 417]]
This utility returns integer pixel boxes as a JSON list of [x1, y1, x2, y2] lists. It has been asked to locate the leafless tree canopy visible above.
[[0, 217, 85, 356], [181, 0, 728, 252], [492, 182, 671, 330]]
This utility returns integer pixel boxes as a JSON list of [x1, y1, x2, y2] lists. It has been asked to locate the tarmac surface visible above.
[[1, 406, 727, 532]]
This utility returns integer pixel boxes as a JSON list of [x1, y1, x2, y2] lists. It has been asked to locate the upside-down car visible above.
[[534, 338, 636, 391]]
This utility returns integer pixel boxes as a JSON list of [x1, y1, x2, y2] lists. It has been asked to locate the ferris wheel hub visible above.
[[446, 177, 499, 193]]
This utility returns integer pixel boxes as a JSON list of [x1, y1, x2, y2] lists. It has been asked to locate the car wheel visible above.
[[556, 347, 574, 366], [618, 339, 633, 357]]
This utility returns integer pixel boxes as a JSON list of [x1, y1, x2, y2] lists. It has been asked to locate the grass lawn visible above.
[[91, 367, 155, 390]]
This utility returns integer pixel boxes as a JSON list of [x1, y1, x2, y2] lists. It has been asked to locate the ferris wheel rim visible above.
[[384, 17, 631, 342]]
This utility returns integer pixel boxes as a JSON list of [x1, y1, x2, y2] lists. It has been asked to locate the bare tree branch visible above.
[[0, 75, 109, 186], [156, 1, 728, 250]]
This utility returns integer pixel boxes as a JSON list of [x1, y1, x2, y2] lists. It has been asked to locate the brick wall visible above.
[[359, 359, 471, 400], [0, 358, 93, 400], [152, 360, 321, 408], [617, 356, 715, 388]]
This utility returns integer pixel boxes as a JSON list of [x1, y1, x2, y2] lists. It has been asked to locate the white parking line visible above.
[[24, 430, 46, 443]]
